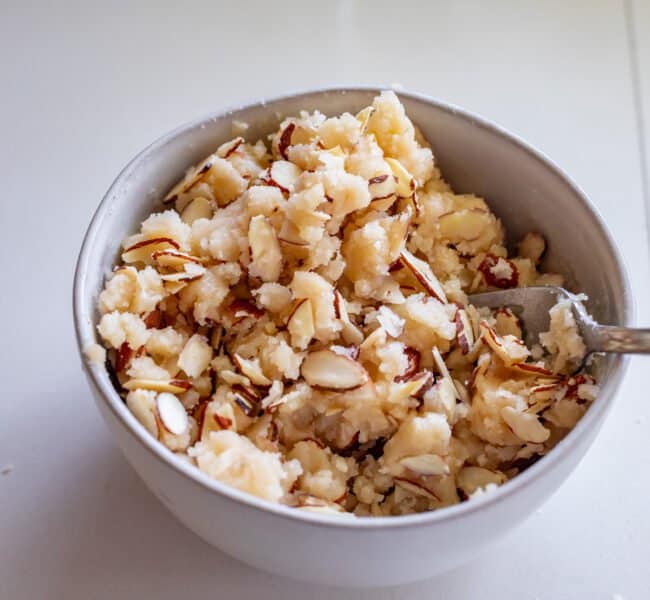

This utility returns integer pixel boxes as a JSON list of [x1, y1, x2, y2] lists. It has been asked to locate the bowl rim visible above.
[[73, 85, 633, 530]]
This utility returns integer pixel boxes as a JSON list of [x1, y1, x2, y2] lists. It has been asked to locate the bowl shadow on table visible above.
[[46, 439, 483, 598]]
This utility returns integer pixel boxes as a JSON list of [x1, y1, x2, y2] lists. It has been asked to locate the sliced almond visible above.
[[369, 194, 398, 212], [156, 392, 189, 435], [390, 371, 433, 402], [394, 477, 440, 502], [123, 378, 192, 394], [152, 249, 203, 269], [277, 123, 296, 159], [399, 454, 449, 476], [159, 262, 205, 282], [232, 382, 262, 403], [163, 280, 188, 294], [287, 298, 315, 351], [180, 196, 213, 224], [424, 376, 457, 416], [226, 299, 265, 322], [530, 382, 563, 400], [217, 136, 245, 159], [122, 237, 180, 264], [399, 249, 447, 304], [262, 160, 302, 194], [432, 346, 452, 381], [479, 320, 529, 366], [501, 406, 550, 443], [355, 106, 374, 133], [478, 254, 519, 289], [261, 380, 284, 411], [508, 362, 559, 379], [394, 347, 421, 382], [301, 349, 369, 390], [232, 391, 259, 417], [455, 307, 474, 354], [232, 353, 272, 386], [385, 158, 415, 197], [333, 290, 364, 345], [368, 173, 397, 208], [164, 154, 215, 204], [438, 208, 489, 242]]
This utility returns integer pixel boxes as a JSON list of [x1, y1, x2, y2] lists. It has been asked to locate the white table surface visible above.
[[1, 1, 649, 598]]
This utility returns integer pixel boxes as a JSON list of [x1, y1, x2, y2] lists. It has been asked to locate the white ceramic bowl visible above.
[[74, 88, 632, 587]]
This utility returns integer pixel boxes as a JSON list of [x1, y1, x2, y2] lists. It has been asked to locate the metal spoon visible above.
[[468, 286, 650, 355]]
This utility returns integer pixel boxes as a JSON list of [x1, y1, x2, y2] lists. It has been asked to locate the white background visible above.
[[1, 1, 649, 598]]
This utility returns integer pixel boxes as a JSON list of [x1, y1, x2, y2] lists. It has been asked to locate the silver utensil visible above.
[[469, 286, 650, 354]]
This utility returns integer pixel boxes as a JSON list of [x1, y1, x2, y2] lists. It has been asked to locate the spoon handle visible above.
[[586, 325, 650, 354]]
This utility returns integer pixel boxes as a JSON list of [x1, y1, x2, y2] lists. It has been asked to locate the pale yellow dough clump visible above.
[[95, 91, 596, 516]]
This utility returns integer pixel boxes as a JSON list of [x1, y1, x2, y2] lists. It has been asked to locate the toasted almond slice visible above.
[[152, 249, 203, 269], [156, 392, 189, 435], [123, 379, 192, 394], [385, 158, 415, 197], [508, 362, 560, 378], [394, 477, 440, 502], [301, 349, 369, 390], [287, 298, 315, 351], [232, 388, 260, 417], [478, 254, 519, 289], [217, 136, 245, 159], [479, 320, 529, 366], [163, 280, 189, 294], [399, 249, 447, 303], [432, 346, 452, 381], [232, 353, 272, 386], [260, 381, 284, 411], [530, 382, 563, 399], [180, 196, 213, 224], [369, 194, 398, 212], [232, 381, 262, 403], [159, 262, 206, 282], [164, 154, 215, 204], [333, 290, 364, 345], [399, 454, 449, 476], [262, 160, 302, 194], [389, 371, 433, 402], [394, 347, 421, 382], [277, 123, 296, 159], [355, 106, 374, 133], [501, 406, 550, 443], [376, 305, 405, 338], [209, 403, 236, 434], [227, 298, 265, 321], [453, 379, 470, 404], [424, 376, 457, 416], [455, 307, 474, 354], [122, 237, 180, 264], [438, 208, 489, 241]]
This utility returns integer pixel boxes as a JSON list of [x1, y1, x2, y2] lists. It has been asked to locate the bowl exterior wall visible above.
[[75, 88, 631, 587]]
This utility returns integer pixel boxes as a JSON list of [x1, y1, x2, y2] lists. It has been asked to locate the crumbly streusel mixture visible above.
[[93, 91, 597, 516]]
